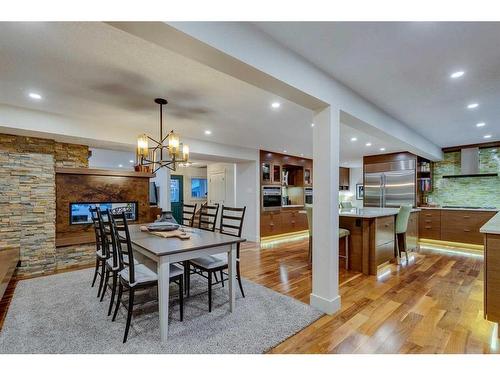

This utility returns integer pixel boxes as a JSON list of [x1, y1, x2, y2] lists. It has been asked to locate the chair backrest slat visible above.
[[95, 208, 111, 259], [198, 203, 219, 232], [108, 211, 136, 284], [182, 203, 198, 227]]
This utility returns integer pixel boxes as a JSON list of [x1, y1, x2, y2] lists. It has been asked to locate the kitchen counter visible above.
[[340, 207, 420, 218], [419, 206, 498, 212], [480, 212, 500, 234]]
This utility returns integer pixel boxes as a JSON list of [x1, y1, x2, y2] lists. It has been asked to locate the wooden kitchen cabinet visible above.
[[260, 211, 283, 237], [407, 211, 419, 251], [339, 167, 350, 189], [419, 209, 441, 240], [440, 210, 496, 245], [419, 208, 496, 245]]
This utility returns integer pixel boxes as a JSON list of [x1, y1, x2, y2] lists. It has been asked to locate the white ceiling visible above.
[[253, 22, 500, 148], [0, 22, 313, 157], [340, 123, 405, 167]]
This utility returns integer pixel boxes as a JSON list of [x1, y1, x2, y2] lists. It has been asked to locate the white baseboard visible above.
[[309, 293, 341, 315]]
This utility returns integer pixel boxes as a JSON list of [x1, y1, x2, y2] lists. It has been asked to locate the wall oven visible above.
[[262, 186, 282, 210], [304, 187, 313, 205]]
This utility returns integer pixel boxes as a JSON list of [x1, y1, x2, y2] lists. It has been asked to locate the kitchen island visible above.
[[480, 212, 500, 337], [340, 207, 419, 275]]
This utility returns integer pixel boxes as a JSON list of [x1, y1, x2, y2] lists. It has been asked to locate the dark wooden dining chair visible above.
[[182, 203, 198, 227], [109, 211, 184, 343], [188, 205, 246, 312], [198, 203, 220, 232], [90, 207, 111, 299]]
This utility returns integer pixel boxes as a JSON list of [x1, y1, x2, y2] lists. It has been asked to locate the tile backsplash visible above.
[[425, 147, 500, 208]]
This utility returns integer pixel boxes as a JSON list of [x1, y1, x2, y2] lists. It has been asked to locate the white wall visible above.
[[235, 161, 259, 242], [88, 148, 135, 170]]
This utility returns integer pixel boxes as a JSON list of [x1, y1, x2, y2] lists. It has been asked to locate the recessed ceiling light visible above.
[[380, 147, 386, 151], [129, 160, 134, 163], [476, 122, 486, 127], [28, 92, 42, 100], [350, 137, 357, 142], [484, 134, 492, 139], [450, 71, 465, 79], [118, 164, 123, 168], [271, 102, 281, 109], [365, 142, 372, 147], [283, 150, 287, 153], [467, 103, 479, 109], [311, 123, 315, 127], [300, 153, 304, 157], [204, 130, 212, 135]]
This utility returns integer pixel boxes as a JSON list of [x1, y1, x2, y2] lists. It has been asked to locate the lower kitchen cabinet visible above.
[[407, 211, 419, 251], [419, 209, 496, 245], [261, 209, 308, 237]]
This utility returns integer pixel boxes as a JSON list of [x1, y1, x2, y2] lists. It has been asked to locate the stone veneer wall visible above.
[[426, 147, 500, 207], [0, 133, 90, 277]]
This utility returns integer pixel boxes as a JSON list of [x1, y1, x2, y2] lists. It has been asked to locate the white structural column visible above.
[[310, 105, 341, 315], [153, 166, 171, 211]]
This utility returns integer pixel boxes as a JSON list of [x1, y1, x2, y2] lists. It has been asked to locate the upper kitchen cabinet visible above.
[[261, 161, 272, 184], [339, 167, 350, 190]]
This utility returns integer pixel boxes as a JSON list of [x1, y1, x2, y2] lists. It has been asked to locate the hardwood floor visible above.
[[240, 240, 499, 354], [1, 237, 498, 354]]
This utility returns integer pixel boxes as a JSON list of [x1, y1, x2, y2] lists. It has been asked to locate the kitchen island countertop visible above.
[[339, 207, 420, 218], [480, 212, 500, 234]]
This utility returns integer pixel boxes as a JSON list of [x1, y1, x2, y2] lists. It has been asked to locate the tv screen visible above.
[[149, 182, 158, 205], [70, 202, 138, 225]]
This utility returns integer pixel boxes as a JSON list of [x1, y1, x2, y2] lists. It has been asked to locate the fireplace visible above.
[[69, 202, 138, 224]]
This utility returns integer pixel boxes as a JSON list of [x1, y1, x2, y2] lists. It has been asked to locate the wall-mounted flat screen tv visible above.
[[70, 202, 138, 225]]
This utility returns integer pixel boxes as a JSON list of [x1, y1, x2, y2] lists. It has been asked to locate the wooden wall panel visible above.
[[56, 173, 151, 245]]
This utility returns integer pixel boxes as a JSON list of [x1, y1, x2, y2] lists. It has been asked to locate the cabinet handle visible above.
[[425, 214, 432, 217], [463, 216, 471, 219], [425, 220, 432, 223], [425, 226, 432, 229], [463, 229, 471, 232], [292, 220, 296, 224], [270, 223, 274, 227]]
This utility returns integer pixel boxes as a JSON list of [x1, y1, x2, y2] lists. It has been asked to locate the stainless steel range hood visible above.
[[443, 147, 498, 178]]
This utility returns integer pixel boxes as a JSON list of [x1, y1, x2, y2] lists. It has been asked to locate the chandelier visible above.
[[136, 98, 189, 173]]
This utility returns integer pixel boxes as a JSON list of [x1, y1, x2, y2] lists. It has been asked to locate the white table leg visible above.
[[157, 256, 170, 342], [228, 244, 236, 312]]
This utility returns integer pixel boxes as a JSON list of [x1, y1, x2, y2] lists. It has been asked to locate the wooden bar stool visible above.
[[306, 205, 350, 269]]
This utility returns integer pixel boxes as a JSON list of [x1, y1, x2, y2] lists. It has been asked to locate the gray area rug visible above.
[[0, 269, 322, 353]]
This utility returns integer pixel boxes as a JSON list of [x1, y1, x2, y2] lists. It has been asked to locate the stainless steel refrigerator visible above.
[[364, 160, 416, 207]]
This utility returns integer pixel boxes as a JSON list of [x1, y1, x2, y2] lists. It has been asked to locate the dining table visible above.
[[127, 224, 246, 343]]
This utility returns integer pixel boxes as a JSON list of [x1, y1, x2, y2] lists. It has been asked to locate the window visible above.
[[191, 178, 208, 199]]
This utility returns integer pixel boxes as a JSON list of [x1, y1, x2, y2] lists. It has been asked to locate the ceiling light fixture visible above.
[[380, 147, 386, 151], [450, 71, 465, 79], [350, 137, 357, 142], [311, 123, 315, 127], [136, 98, 189, 173], [467, 103, 479, 109], [204, 130, 212, 135], [118, 164, 123, 168], [283, 150, 287, 153], [271, 102, 281, 109], [365, 142, 372, 147], [476, 122, 486, 127], [28, 92, 42, 100], [484, 134, 492, 139], [129, 160, 134, 163]]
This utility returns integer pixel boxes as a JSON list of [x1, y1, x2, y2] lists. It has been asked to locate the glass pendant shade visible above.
[[168, 132, 180, 157], [137, 134, 149, 158], [182, 144, 190, 161]]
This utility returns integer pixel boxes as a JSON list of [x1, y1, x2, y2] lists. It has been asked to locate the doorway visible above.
[[170, 174, 183, 224]]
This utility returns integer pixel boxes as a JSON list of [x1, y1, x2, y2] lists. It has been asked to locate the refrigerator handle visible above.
[[381, 174, 386, 208], [379, 175, 383, 208]]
